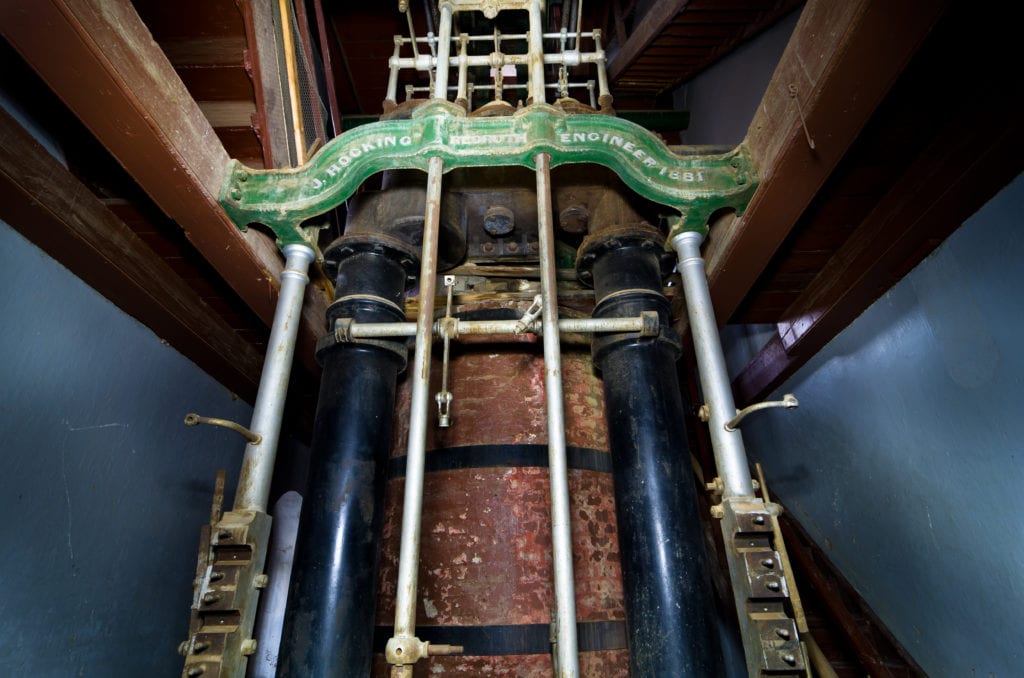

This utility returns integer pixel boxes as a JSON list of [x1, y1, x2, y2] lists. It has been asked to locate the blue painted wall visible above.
[[738, 176, 1024, 674], [0, 221, 253, 677]]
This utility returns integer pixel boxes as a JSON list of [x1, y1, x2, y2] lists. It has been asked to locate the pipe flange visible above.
[[575, 224, 675, 287], [323, 234, 420, 283]]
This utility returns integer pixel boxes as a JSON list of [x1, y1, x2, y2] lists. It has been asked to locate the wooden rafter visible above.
[[606, 0, 690, 83], [0, 0, 329, 373], [0, 107, 264, 400], [733, 84, 1023, 405], [692, 0, 949, 332]]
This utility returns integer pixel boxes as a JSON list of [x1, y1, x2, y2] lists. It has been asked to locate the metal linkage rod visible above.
[[535, 152, 579, 677], [389, 51, 606, 71], [331, 314, 656, 339], [234, 244, 315, 513], [527, 0, 546, 104], [433, 2, 453, 99], [670, 231, 754, 498], [387, 155, 445, 676]]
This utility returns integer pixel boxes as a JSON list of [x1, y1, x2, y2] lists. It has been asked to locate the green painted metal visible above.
[[220, 100, 756, 250]]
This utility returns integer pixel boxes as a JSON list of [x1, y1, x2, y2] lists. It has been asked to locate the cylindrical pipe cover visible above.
[[277, 249, 409, 677], [588, 243, 724, 676]]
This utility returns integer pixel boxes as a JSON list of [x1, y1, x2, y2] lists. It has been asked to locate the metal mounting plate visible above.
[[219, 101, 757, 250]]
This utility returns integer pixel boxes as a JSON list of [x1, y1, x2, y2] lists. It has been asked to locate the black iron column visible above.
[[277, 242, 415, 677], [579, 223, 723, 676]]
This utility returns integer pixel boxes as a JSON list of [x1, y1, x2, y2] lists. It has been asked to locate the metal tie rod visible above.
[[234, 244, 315, 513], [536, 152, 580, 677], [387, 155, 445, 677], [329, 313, 659, 339], [670, 231, 754, 498]]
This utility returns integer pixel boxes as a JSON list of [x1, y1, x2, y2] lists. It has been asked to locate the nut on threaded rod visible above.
[[183, 413, 261, 444]]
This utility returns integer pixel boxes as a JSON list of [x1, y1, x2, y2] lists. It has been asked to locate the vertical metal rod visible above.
[[527, 0, 546, 104], [671, 231, 755, 498], [535, 152, 580, 677], [433, 2, 453, 99], [594, 30, 610, 102], [391, 155, 444, 645], [456, 34, 469, 104], [234, 244, 316, 513], [386, 39, 401, 104]]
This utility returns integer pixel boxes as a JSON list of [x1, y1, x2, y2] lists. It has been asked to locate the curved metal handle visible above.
[[724, 394, 799, 432], [184, 413, 261, 445]]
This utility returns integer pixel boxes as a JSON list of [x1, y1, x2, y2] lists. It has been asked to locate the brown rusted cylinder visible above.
[[373, 304, 629, 676]]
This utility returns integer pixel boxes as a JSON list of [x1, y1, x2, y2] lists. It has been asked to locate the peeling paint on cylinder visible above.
[[377, 333, 628, 675]]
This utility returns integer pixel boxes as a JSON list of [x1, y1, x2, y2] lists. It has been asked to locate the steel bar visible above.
[[334, 316, 652, 339], [404, 81, 593, 93], [456, 34, 469, 103], [234, 244, 315, 513], [396, 31, 599, 44], [389, 51, 605, 70], [671, 231, 754, 498], [535, 152, 579, 676], [593, 30, 610, 100], [433, 2, 453, 99], [528, 0, 546, 104], [388, 155, 445, 671], [386, 39, 402, 103]]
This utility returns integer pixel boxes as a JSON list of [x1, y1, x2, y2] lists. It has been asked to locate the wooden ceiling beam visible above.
[[694, 0, 948, 331], [0, 107, 264, 400], [732, 96, 1023, 405], [0, 0, 329, 373], [607, 0, 690, 83]]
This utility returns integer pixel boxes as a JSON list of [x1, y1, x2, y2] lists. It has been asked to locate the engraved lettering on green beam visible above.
[[219, 106, 758, 250]]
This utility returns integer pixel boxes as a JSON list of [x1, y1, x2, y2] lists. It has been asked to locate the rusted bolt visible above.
[[193, 641, 210, 653], [710, 505, 725, 519], [736, 175, 747, 185], [202, 593, 220, 605], [229, 188, 242, 200], [209, 571, 224, 582], [558, 205, 589, 234], [527, 240, 539, 253], [241, 639, 258, 656], [507, 241, 520, 253], [187, 667, 205, 677], [235, 170, 249, 182], [178, 641, 189, 657], [481, 242, 495, 254], [482, 205, 515, 237], [254, 574, 269, 589]]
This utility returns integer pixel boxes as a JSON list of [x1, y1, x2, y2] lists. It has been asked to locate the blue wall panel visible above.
[[0, 222, 253, 677], [739, 175, 1024, 674]]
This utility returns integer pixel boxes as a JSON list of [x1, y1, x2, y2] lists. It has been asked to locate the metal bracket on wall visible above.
[[218, 100, 757, 250]]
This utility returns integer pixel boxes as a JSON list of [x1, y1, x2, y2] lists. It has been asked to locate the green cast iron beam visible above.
[[220, 101, 756, 249]]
